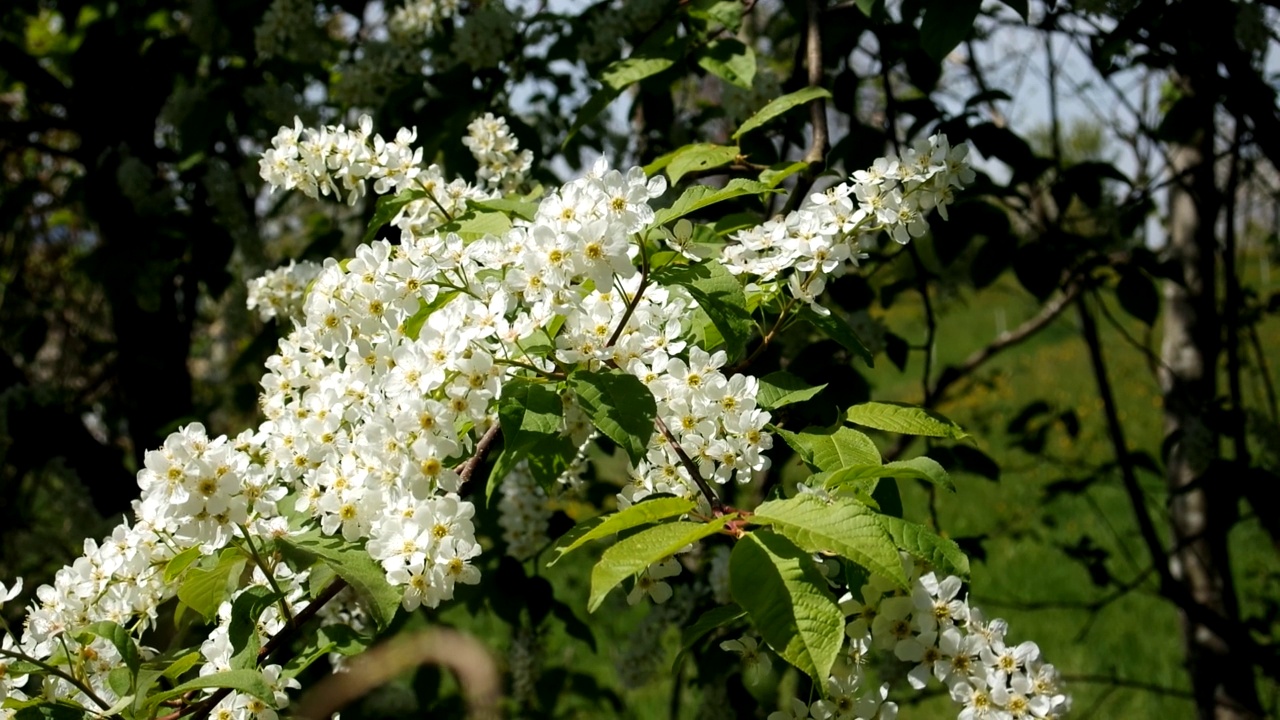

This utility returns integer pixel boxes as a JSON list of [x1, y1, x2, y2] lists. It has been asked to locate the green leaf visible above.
[[227, 586, 280, 670], [364, 189, 425, 242], [1116, 267, 1158, 326], [107, 667, 132, 698], [80, 621, 141, 678], [146, 669, 275, 712], [652, 261, 753, 359], [697, 38, 756, 90], [588, 518, 732, 612], [667, 144, 741, 185], [855, 0, 879, 15], [774, 425, 880, 471], [490, 377, 572, 500], [177, 549, 246, 622], [467, 197, 538, 221], [164, 546, 202, 582], [729, 531, 843, 682], [732, 87, 832, 141], [845, 402, 968, 439], [687, 0, 744, 30], [818, 457, 954, 492], [919, 0, 982, 60], [551, 496, 695, 564], [438, 209, 513, 240], [650, 178, 772, 229], [876, 515, 969, 578], [756, 371, 826, 410], [673, 603, 746, 671], [13, 706, 85, 720], [566, 54, 678, 146], [160, 651, 203, 681], [759, 161, 809, 188], [568, 369, 657, 467], [799, 306, 874, 367], [403, 290, 459, 341], [751, 495, 907, 588], [277, 530, 402, 630]]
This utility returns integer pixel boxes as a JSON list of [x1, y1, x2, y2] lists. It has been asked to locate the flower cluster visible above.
[[739, 556, 1071, 720], [388, 0, 461, 41], [497, 461, 552, 560], [258, 114, 424, 205], [247, 259, 323, 322], [720, 134, 974, 312], [450, 3, 518, 70], [463, 113, 533, 193]]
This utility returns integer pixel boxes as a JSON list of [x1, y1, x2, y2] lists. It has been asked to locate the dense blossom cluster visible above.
[[463, 113, 533, 193], [247, 259, 323, 322], [0, 106, 1068, 720], [388, 0, 461, 40], [720, 134, 975, 312]]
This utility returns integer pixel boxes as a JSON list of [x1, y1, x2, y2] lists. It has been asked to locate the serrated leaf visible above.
[[467, 197, 538, 221], [759, 161, 808, 188], [799, 306, 874, 367], [650, 178, 773, 229], [697, 38, 756, 89], [177, 549, 245, 622], [751, 495, 907, 588], [818, 457, 954, 492], [673, 603, 746, 671], [667, 144, 741, 185], [164, 546, 202, 583], [774, 425, 881, 471], [160, 651, 203, 681], [845, 402, 968, 439], [756, 371, 826, 410], [732, 87, 832, 141], [437, 209, 512, 241], [277, 531, 401, 630], [551, 496, 695, 564], [876, 515, 969, 578], [146, 669, 275, 713], [490, 377, 572, 501], [729, 531, 843, 682], [569, 369, 657, 467], [919, 0, 982, 60], [227, 586, 281, 670], [652, 261, 753, 359], [588, 518, 732, 612]]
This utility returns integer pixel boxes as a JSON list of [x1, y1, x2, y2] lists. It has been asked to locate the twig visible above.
[[0, 648, 114, 713], [654, 415, 723, 512], [293, 629, 500, 720]]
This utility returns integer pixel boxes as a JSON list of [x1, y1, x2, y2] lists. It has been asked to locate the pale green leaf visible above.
[[551, 496, 695, 564], [569, 369, 657, 466], [774, 425, 881, 471], [402, 290, 458, 341], [163, 546, 202, 582], [756, 371, 826, 410], [759, 161, 809, 188], [732, 87, 832, 141], [818, 457, 954, 492], [845, 402, 968, 439], [649, 178, 773, 229], [363, 189, 426, 243], [876, 515, 970, 578], [277, 531, 401, 630], [588, 518, 732, 612], [730, 531, 843, 682], [467, 197, 538, 221], [667, 144, 741, 185], [751, 494, 907, 588], [146, 669, 275, 712], [176, 549, 245, 622]]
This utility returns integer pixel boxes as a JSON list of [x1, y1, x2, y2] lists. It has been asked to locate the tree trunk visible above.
[[1159, 73, 1261, 720]]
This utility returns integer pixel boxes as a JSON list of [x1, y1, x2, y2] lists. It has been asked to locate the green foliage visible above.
[[751, 494, 908, 588], [652, 261, 753, 359], [588, 517, 734, 612], [817, 456, 954, 492], [176, 549, 246, 623], [278, 530, 402, 630], [732, 87, 833, 141], [755, 371, 826, 410], [730, 531, 843, 682], [551, 496, 696, 564], [490, 377, 578, 499], [568, 369, 657, 467], [845, 402, 969, 439]]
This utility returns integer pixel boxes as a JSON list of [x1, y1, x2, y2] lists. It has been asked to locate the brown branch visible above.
[[782, 0, 829, 214], [293, 629, 500, 720]]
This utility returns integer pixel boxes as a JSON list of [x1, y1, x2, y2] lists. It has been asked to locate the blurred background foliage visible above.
[[2, 0, 1279, 717]]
